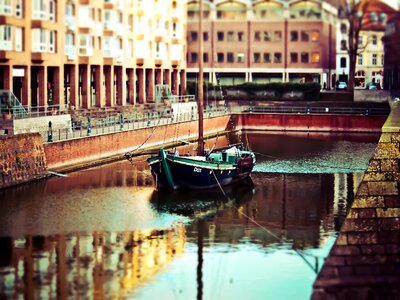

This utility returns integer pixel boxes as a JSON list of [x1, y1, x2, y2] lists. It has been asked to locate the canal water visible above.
[[0, 132, 380, 300]]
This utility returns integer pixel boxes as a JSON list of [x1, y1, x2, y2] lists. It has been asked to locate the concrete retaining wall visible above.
[[0, 133, 48, 189]]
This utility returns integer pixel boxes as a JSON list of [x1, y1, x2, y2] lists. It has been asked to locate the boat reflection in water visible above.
[[150, 178, 255, 217]]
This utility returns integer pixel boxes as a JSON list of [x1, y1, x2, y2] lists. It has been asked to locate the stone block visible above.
[[367, 159, 381, 172], [384, 196, 400, 208], [341, 219, 378, 232], [358, 209, 377, 218], [367, 181, 398, 196], [347, 232, 378, 245], [380, 159, 399, 172], [360, 244, 385, 255], [376, 208, 400, 218], [373, 143, 400, 159], [352, 196, 384, 208], [331, 245, 360, 256]]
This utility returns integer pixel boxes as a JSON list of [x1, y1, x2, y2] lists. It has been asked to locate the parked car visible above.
[[366, 82, 377, 90], [336, 81, 347, 91]]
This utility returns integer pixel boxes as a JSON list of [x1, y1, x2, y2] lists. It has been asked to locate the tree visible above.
[[338, 0, 372, 92]]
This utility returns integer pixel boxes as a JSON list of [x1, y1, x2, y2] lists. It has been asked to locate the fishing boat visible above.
[[127, 0, 255, 190]]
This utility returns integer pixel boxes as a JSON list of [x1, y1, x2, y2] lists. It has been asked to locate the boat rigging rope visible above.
[[125, 111, 164, 164], [211, 171, 324, 274]]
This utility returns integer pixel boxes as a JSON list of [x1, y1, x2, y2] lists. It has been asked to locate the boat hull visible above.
[[148, 152, 254, 190]]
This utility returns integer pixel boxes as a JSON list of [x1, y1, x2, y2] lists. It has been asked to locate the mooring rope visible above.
[[211, 169, 324, 273]]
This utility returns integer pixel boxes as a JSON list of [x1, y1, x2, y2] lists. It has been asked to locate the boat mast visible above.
[[197, 0, 204, 156]]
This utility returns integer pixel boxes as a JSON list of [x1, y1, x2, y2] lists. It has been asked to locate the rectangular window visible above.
[[190, 52, 198, 63], [381, 54, 384, 65], [301, 31, 309, 42], [49, 0, 55, 21], [227, 52, 234, 62], [254, 31, 261, 41], [264, 31, 271, 41], [358, 54, 363, 65], [32, 28, 46, 52], [217, 31, 224, 41], [254, 52, 260, 63], [358, 36, 363, 47], [49, 30, 55, 53], [238, 31, 244, 42], [340, 57, 347, 68], [274, 31, 282, 42], [311, 52, 320, 63], [15, 27, 22, 51], [274, 52, 282, 63], [311, 31, 319, 42], [372, 54, 377, 65], [237, 53, 245, 63], [203, 53, 208, 63], [290, 52, 298, 63], [15, 0, 22, 18], [203, 32, 208, 42], [0, 25, 12, 50], [190, 31, 198, 42], [290, 31, 298, 41], [263, 52, 271, 63], [301, 52, 309, 63], [79, 34, 93, 56], [372, 35, 377, 45], [0, 0, 12, 15], [340, 23, 347, 33], [32, 0, 46, 20], [341, 40, 347, 51], [227, 31, 234, 42], [217, 52, 224, 63]]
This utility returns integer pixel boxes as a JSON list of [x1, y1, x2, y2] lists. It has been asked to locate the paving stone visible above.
[[373, 143, 400, 159], [341, 219, 378, 232], [347, 232, 378, 245], [367, 181, 398, 196], [376, 208, 400, 218], [352, 196, 384, 208], [380, 159, 399, 172]]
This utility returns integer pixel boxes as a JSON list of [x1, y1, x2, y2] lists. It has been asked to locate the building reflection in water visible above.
[[0, 132, 375, 299], [0, 225, 186, 299]]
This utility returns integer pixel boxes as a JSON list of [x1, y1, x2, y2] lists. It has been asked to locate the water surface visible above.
[[0, 132, 380, 299]]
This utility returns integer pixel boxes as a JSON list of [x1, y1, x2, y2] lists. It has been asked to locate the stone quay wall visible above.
[[0, 133, 48, 189], [312, 103, 400, 299]]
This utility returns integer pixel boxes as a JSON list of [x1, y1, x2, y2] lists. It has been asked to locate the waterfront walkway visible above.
[[312, 102, 400, 299]]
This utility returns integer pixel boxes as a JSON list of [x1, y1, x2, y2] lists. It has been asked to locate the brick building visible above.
[[186, 0, 337, 88], [0, 0, 187, 111], [335, 0, 396, 89], [383, 10, 400, 90]]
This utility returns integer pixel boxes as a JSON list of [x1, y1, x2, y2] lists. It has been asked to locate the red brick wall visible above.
[[236, 114, 386, 132], [0, 133, 47, 188], [44, 116, 231, 171]]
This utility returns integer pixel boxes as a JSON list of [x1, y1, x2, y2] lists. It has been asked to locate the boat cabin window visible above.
[[222, 152, 227, 162]]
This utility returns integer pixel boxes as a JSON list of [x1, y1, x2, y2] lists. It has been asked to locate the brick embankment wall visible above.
[[0, 134, 48, 189], [236, 114, 387, 132], [45, 116, 230, 172], [312, 105, 400, 299]]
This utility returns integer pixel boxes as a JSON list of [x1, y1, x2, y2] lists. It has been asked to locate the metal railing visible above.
[[12, 104, 69, 119], [231, 105, 390, 116], [40, 106, 228, 143], [0, 90, 27, 117], [11, 104, 389, 143]]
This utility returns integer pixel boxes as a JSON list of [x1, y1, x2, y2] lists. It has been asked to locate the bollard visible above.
[[87, 116, 91, 136], [120, 113, 124, 130], [47, 121, 53, 142]]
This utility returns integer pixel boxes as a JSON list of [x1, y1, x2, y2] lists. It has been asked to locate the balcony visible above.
[[65, 46, 76, 61], [0, 50, 16, 61], [79, 46, 93, 56], [31, 52, 53, 62], [66, 16, 76, 31], [79, 18, 94, 29]]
